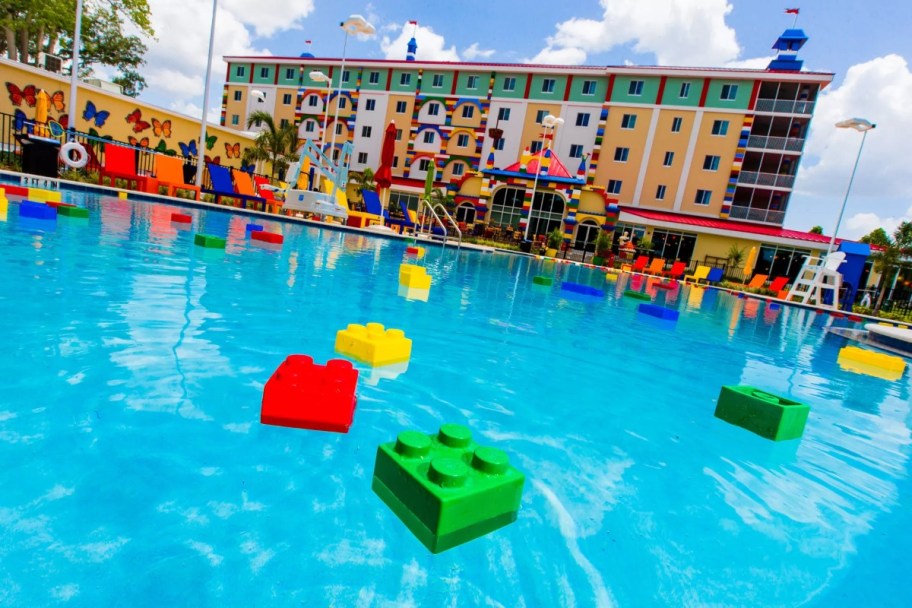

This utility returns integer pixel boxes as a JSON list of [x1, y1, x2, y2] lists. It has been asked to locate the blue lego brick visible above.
[[19, 200, 56, 221], [560, 282, 604, 298], [637, 303, 680, 321]]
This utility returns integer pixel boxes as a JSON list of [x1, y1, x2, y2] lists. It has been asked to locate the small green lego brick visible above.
[[57, 205, 89, 218], [194, 233, 226, 249], [714, 385, 810, 441], [372, 423, 525, 553], [532, 275, 553, 286], [623, 289, 651, 300]]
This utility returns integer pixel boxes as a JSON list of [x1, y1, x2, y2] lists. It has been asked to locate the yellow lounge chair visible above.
[[746, 274, 769, 289], [155, 154, 200, 200], [684, 265, 710, 283]]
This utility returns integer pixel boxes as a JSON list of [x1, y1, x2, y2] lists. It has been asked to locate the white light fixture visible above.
[[827, 117, 876, 254], [341, 14, 376, 36], [251, 89, 266, 103], [524, 114, 563, 240]]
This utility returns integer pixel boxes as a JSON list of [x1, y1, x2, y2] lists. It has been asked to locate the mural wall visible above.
[[0, 59, 256, 169]]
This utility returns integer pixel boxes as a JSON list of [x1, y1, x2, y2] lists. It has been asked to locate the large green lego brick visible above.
[[623, 289, 651, 300], [532, 275, 553, 286], [714, 385, 810, 441], [57, 205, 89, 218], [372, 423, 525, 553], [194, 233, 226, 249]]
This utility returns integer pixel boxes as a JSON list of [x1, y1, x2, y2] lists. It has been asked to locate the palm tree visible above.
[[243, 110, 298, 178], [870, 221, 912, 313]]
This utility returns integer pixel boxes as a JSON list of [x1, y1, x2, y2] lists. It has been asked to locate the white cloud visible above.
[[844, 208, 912, 239], [463, 43, 495, 61], [380, 23, 460, 62], [220, 0, 315, 38], [167, 100, 221, 124], [725, 55, 776, 70], [527, 46, 588, 66], [529, 0, 740, 66]]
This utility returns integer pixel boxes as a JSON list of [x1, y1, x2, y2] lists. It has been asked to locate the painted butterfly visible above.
[[128, 136, 150, 148], [125, 108, 142, 123], [178, 140, 198, 157], [204, 155, 221, 165], [49, 90, 65, 112], [224, 142, 241, 159], [205, 134, 218, 150], [83, 100, 110, 127], [154, 139, 177, 156], [13, 109, 33, 133], [240, 161, 255, 173], [152, 118, 171, 138], [88, 127, 113, 142], [6, 83, 37, 107]]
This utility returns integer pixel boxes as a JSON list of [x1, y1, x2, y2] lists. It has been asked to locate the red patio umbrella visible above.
[[375, 120, 396, 208]]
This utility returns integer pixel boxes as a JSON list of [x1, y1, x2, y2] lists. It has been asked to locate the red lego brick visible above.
[[260, 355, 359, 433], [171, 212, 192, 223], [251, 230, 283, 244], [3, 185, 28, 197], [46, 201, 74, 209]]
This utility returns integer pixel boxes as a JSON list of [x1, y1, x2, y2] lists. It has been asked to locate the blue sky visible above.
[[134, 0, 912, 239]]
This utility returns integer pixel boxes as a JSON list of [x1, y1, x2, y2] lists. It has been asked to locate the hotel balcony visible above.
[[753, 98, 815, 115], [728, 205, 786, 225], [746, 135, 805, 153], [737, 171, 796, 189]]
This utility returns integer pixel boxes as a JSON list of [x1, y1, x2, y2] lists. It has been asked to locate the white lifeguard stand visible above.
[[281, 139, 352, 219], [785, 251, 846, 309]]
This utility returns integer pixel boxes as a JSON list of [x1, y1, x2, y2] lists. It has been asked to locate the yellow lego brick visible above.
[[838, 346, 906, 377], [605, 273, 618, 282], [335, 322, 412, 367], [27, 188, 61, 203], [118, 192, 128, 199], [399, 264, 431, 290], [0, 196, 7, 221], [397, 285, 429, 302]]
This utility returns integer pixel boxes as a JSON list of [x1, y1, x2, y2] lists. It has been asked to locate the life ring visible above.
[[60, 141, 88, 169]]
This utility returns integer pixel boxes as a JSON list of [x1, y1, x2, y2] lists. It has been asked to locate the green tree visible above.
[[242, 110, 298, 179], [809, 225, 823, 234], [870, 221, 912, 313], [860, 227, 892, 248]]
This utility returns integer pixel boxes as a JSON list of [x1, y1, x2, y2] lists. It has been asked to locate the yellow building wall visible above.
[[679, 112, 744, 215], [578, 190, 607, 215], [450, 101, 482, 130], [640, 109, 695, 210], [272, 87, 298, 127], [0, 59, 256, 168], [223, 84, 247, 129], [593, 106, 652, 201], [445, 128, 477, 156]]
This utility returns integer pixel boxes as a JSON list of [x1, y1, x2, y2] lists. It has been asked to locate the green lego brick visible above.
[[623, 289, 651, 300], [372, 424, 525, 553], [57, 205, 89, 218], [714, 385, 810, 441], [194, 233, 226, 249], [532, 275, 553, 286]]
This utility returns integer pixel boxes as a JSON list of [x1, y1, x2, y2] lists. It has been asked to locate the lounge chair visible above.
[[99, 143, 155, 192], [644, 258, 665, 275], [386, 199, 417, 234], [202, 163, 265, 209], [684, 265, 710, 283], [232, 168, 269, 211], [253, 175, 282, 214], [629, 255, 649, 273], [346, 189, 385, 228], [662, 261, 686, 280], [768, 276, 789, 294], [706, 267, 724, 284], [155, 154, 200, 200], [746, 274, 769, 289]]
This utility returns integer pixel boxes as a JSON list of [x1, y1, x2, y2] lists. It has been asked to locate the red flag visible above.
[[408, 20, 418, 25], [305, 40, 312, 44], [784, 8, 799, 14]]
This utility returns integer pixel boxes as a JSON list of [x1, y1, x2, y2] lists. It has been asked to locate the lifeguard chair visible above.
[[281, 139, 352, 219]]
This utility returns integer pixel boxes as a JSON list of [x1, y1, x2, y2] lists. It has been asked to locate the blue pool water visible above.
[[1, 192, 910, 607]]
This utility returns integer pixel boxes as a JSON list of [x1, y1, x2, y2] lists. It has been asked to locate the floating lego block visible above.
[[194, 233, 226, 249], [714, 385, 809, 441], [3, 185, 28, 197], [251, 230, 283, 244], [532, 275, 553, 286], [18, 201, 56, 221], [372, 423, 525, 553], [171, 212, 192, 223], [405, 245, 425, 259], [399, 264, 431, 290], [638, 303, 679, 321], [838, 346, 905, 379], [623, 289, 651, 301], [335, 322, 412, 367], [0, 197, 7, 219], [117, 191, 128, 199], [57, 205, 89, 218], [246, 223, 264, 232], [27, 188, 61, 203], [260, 355, 359, 432], [561, 282, 604, 297]]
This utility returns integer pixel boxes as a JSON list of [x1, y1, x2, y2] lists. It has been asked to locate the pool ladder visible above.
[[417, 199, 462, 250]]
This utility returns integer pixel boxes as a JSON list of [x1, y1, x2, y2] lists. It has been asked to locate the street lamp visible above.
[[828, 117, 876, 254], [524, 113, 564, 240], [327, 15, 375, 164]]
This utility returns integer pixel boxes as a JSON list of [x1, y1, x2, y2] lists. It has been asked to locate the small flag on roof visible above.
[[408, 20, 418, 25], [784, 8, 799, 14], [305, 40, 312, 44]]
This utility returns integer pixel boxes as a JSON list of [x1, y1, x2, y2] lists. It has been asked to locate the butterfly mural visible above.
[[6, 83, 37, 107], [125, 108, 151, 133], [178, 140, 198, 157], [205, 134, 218, 150], [204, 155, 221, 165], [240, 161, 255, 173], [49, 90, 65, 112], [13, 109, 33, 133], [128, 136, 150, 148], [152, 118, 172, 138], [83, 100, 110, 127], [88, 127, 113, 142], [224, 142, 241, 159], [154, 139, 177, 156]]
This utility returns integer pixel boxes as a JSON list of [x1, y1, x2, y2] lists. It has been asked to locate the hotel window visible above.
[[282, 93, 292, 105], [614, 147, 629, 162], [423, 131, 435, 144], [497, 107, 511, 121], [607, 179, 622, 194], [542, 78, 556, 93], [493, 138, 505, 151], [711, 120, 729, 136], [703, 155, 720, 171], [720, 84, 738, 100], [582, 80, 597, 95], [652, 229, 697, 263], [503, 77, 516, 91], [663, 151, 674, 166], [308, 95, 319, 107], [427, 103, 440, 116], [536, 109, 547, 124], [671, 116, 682, 132], [280, 118, 289, 128], [338, 97, 346, 109], [418, 159, 431, 171], [396, 129, 403, 140], [530, 141, 543, 153], [365, 99, 376, 111], [285, 68, 295, 80], [233, 90, 242, 101], [570, 144, 583, 158], [452, 163, 465, 176], [656, 185, 667, 200], [259, 67, 269, 78], [335, 123, 344, 135], [462, 105, 475, 119], [621, 114, 637, 129], [576, 112, 590, 127], [368, 71, 380, 84], [400, 73, 412, 86], [231, 114, 239, 125], [457, 134, 470, 147], [628, 80, 644, 96], [679, 82, 691, 98], [694, 189, 712, 205], [396, 101, 407, 113], [393, 156, 399, 168], [432, 74, 444, 88], [357, 152, 368, 164], [305, 121, 315, 133], [235, 66, 246, 77], [342, 70, 350, 83], [467, 75, 479, 89], [361, 126, 372, 138]]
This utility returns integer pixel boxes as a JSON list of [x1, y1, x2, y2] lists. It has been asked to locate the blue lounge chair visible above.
[[706, 267, 724, 284], [202, 163, 265, 209], [385, 199, 417, 234], [361, 189, 385, 218]]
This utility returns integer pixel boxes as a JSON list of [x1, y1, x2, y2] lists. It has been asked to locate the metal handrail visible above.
[[432, 202, 462, 250], [418, 199, 448, 246]]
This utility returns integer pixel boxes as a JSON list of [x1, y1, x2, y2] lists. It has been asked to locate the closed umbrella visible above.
[[742, 246, 758, 280], [423, 159, 436, 200], [34, 89, 50, 137], [375, 121, 396, 208]]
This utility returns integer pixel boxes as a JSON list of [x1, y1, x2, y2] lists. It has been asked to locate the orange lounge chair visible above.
[[746, 274, 769, 289], [768, 276, 789, 293], [684, 265, 710, 283], [644, 258, 665, 275], [99, 143, 155, 192], [662, 261, 686, 279], [155, 154, 200, 200], [227, 167, 267, 210]]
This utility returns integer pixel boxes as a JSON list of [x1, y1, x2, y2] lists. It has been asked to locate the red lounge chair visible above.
[[631, 255, 649, 272], [662, 261, 686, 279], [768, 276, 789, 294], [253, 175, 282, 214], [99, 143, 156, 192]]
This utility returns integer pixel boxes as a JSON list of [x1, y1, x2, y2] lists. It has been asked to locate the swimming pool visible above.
[[1, 191, 909, 606]]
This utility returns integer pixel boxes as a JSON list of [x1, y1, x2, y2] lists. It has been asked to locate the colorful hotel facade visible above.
[[221, 29, 841, 279]]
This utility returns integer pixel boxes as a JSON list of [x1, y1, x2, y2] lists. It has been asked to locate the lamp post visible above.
[[327, 15, 375, 164], [195, 0, 219, 187], [828, 117, 876, 254], [67, 0, 84, 142], [524, 114, 564, 240]]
